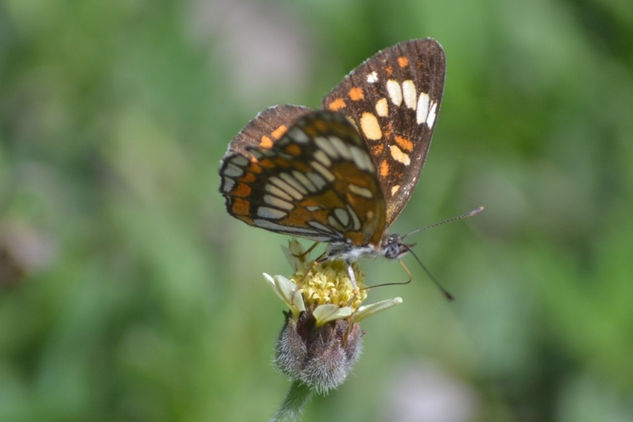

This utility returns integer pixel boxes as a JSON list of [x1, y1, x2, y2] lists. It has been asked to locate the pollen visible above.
[[294, 260, 367, 310]]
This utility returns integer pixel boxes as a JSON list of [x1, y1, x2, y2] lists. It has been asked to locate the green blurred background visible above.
[[1, 0, 632, 421]]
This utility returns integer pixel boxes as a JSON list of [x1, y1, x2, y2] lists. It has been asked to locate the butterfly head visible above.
[[380, 233, 415, 260]]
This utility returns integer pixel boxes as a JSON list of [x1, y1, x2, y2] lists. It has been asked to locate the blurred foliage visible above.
[[1, 0, 632, 421]]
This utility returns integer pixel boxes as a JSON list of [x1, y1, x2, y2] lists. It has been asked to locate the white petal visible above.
[[313, 304, 353, 326], [263, 273, 305, 316], [353, 297, 403, 322]]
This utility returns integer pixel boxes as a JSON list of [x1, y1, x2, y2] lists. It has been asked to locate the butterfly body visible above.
[[219, 39, 446, 267]]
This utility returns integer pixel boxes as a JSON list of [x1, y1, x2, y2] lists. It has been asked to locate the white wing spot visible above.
[[314, 136, 339, 158], [314, 149, 332, 167], [329, 136, 352, 159], [257, 206, 287, 219], [310, 161, 335, 182], [230, 155, 249, 166], [254, 219, 326, 237], [264, 195, 293, 210], [391, 185, 400, 196], [350, 146, 372, 172], [308, 221, 334, 233], [426, 101, 438, 127], [402, 80, 417, 109], [348, 184, 373, 199], [416, 92, 430, 125], [346, 205, 361, 230], [389, 145, 411, 166], [328, 215, 343, 231], [307, 172, 327, 190], [367, 71, 378, 83], [386, 79, 402, 106], [375, 97, 388, 117], [222, 177, 235, 193], [334, 208, 350, 227], [223, 163, 244, 177], [289, 128, 310, 143], [292, 170, 317, 192], [280, 173, 308, 194], [265, 183, 293, 201], [270, 176, 303, 200], [360, 112, 382, 140]]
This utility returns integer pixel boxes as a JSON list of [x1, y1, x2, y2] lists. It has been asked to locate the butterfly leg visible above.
[[293, 241, 320, 260], [398, 260, 414, 284]]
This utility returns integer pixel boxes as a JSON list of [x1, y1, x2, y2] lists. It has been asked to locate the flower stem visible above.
[[271, 380, 313, 422]]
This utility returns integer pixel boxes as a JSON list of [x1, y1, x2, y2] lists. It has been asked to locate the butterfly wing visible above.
[[322, 38, 446, 225], [220, 110, 386, 246], [221, 104, 313, 158]]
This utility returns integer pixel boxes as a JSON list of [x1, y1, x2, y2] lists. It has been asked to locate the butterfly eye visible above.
[[378, 234, 409, 260]]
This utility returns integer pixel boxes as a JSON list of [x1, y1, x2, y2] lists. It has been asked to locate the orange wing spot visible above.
[[380, 160, 390, 177], [240, 172, 256, 183], [260, 135, 273, 148], [348, 86, 364, 101], [285, 143, 302, 156], [328, 98, 347, 111], [386, 65, 393, 76], [232, 183, 252, 197], [274, 156, 291, 167], [394, 135, 414, 151], [397, 56, 409, 68], [345, 231, 365, 246], [231, 198, 250, 215], [301, 199, 319, 208], [271, 125, 287, 140], [383, 121, 394, 139], [258, 158, 275, 168], [313, 119, 327, 131], [371, 144, 384, 155], [248, 163, 263, 174]]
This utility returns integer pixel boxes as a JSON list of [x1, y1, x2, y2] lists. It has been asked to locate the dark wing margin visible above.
[[222, 104, 313, 158], [322, 38, 446, 225]]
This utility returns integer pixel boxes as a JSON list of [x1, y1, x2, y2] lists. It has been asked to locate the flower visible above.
[[264, 240, 403, 394]]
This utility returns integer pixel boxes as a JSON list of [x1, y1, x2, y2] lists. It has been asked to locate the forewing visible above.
[[322, 38, 446, 225], [223, 104, 313, 157], [219, 110, 386, 246]]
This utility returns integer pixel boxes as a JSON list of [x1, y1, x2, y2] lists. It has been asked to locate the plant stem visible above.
[[271, 380, 313, 422]]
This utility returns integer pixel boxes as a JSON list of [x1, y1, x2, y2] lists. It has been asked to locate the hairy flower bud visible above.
[[275, 309, 362, 394], [265, 240, 403, 394]]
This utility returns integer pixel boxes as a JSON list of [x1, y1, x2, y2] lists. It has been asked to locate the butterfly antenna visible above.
[[403, 244, 454, 301], [404, 206, 484, 239]]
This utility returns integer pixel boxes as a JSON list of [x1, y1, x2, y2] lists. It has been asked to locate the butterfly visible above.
[[219, 39, 446, 274]]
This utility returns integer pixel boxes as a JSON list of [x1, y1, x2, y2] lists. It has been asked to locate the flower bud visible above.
[[275, 309, 362, 394]]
